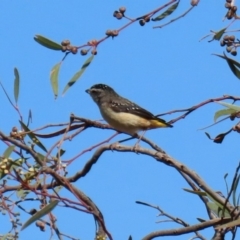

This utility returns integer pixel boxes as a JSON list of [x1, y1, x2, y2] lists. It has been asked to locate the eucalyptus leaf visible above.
[[152, 1, 179, 21], [21, 200, 59, 230], [183, 188, 207, 196], [62, 55, 94, 95], [214, 53, 240, 79], [214, 108, 236, 122], [34, 35, 62, 50], [3, 146, 15, 158], [214, 28, 227, 41], [50, 62, 61, 98], [19, 121, 47, 152], [215, 101, 240, 111], [14, 68, 20, 104]]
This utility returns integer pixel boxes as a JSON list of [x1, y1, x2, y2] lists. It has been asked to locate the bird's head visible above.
[[86, 84, 116, 104]]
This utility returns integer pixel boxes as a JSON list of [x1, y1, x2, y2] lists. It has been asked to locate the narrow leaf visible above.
[[3, 146, 15, 158], [14, 68, 20, 104], [215, 101, 240, 111], [183, 188, 207, 196], [214, 108, 236, 122], [17, 189, 30, 200], [34, 35, 62, 51], [214, 53, 240, 68], [62, 55, 94, 95], [152, 1, 179, 21], [213, 53, 240, 79], [205, 132, 211, 140], [27, 109, 32, 127], [232, 175, 240, 206], [21, 200, 59, 230], [197, 218, 206, 222], [214, 28, 227, 41], [19, 121, 47, 152], [50, 62, 61, 98], [207, 202, 229, 217], [205, 193, 231, 217]]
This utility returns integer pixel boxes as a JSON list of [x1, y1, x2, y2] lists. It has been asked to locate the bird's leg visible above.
[[109, 131, 121, 151], [132, 131, 146, 152]]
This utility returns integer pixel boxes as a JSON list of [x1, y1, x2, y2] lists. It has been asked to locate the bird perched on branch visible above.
[[86, 84, 173, 135]]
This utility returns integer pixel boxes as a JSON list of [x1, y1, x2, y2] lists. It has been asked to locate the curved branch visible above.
[[142, 218, 230, 240]]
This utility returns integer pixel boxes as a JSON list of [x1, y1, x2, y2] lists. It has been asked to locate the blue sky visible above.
[[1, 1, 240, 240]]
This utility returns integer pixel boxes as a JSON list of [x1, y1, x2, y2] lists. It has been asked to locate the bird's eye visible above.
[[91, 90, 97, 94]]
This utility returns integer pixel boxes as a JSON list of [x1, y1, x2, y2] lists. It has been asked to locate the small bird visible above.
[[86, 84, 173, 135]]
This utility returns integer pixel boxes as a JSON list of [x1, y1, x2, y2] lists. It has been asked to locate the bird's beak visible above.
[[85, 89, 90, 94]]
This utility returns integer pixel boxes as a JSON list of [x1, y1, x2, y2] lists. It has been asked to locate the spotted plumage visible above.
[[86, 84, 172, 135]]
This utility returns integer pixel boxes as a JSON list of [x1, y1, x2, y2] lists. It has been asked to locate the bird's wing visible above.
[[110, 98, 170, 125]]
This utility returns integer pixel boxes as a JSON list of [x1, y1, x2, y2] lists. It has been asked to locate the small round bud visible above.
[[12, 127, 18, 132], [66, 45, 73, 51], [88, 39, 98, 46], [144, 16, 150, 22], [91, 49, 97, 55], [80, 49, 88, 55], [220, 40, 225, 47], [232, 6, 237, 12], [231, 49, 237, 56], [119, 7, 126, 13], [139, 19, 145, 26], [112, 30, 119, 36], [225, 2, 231, 8], [106, 30, 113, 36], [191, 0, 199, 6], [223, 35, 229, 41], [61, 40, 70, 46], [227, 10, 233, 19], [113, 11, 119, 17], [115, 12, 123, 20], [229, 35, 235, 41], [61, 46, 67, 52], [226, 46, 232, 52], [71, 47, 78, 54]]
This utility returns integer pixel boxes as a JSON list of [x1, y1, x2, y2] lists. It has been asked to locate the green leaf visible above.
[[213, 53, 240, 79], [152, 1, 179, 21], [215, 101, 240, 111], [62, 55, 94, 95], [205, 132, 211, 140], [21, 200, 59, 230], [14, 68, 20, 104], [3, 146, 15, 158], [0, 158, 25, 180], [214, 53, 240, 68], [19, 121, 47, 152], [214, 108, 236, 122], [50, 62, 61, 98], [214, 28, 227, 41], [183, 188, 207, 196], [196, 218, 206, 222], [17, 189, 31, 200], [215, 217, 240, 229], [34, 35, 62, 51], [207, 202, 230, 217], [232, 175, 240, 206]]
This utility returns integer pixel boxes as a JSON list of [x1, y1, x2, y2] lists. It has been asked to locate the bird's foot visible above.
[[131, 142, 140, 154], [110, 141, 119, 151]]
